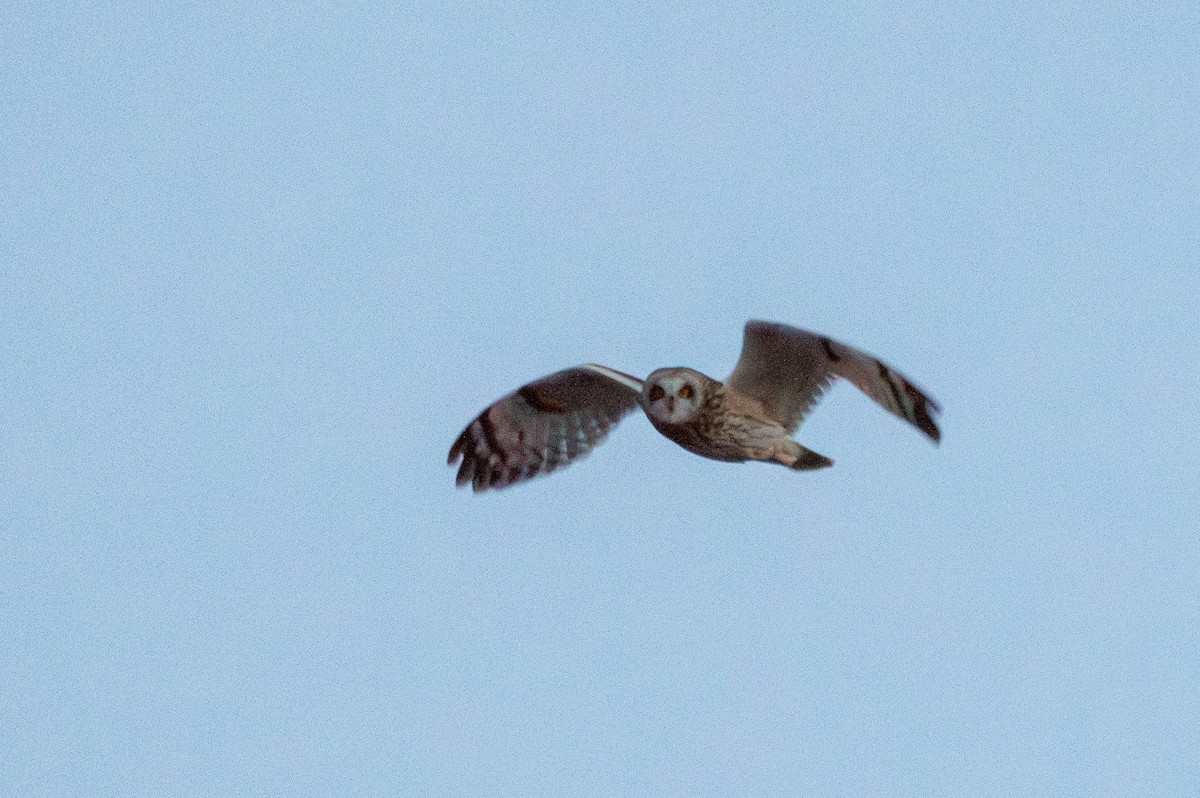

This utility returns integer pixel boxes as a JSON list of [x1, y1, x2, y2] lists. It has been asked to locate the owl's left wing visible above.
[[449, 364, 644, 492], [725, 320, 941, 441]]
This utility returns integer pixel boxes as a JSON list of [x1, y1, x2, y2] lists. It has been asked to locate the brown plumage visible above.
[[449, 321, 940, 492]]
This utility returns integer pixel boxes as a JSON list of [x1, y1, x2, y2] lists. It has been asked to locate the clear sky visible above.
[[4, 4, 1198, 796]]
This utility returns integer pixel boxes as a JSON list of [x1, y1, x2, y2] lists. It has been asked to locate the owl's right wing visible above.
[[448, 364, 644, 492], [726, 320, 941, 441]]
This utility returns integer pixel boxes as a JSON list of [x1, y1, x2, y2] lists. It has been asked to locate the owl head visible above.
[[643, 367, 708, 425]]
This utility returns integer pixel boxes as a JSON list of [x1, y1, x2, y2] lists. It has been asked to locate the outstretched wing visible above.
[[725, 320, 941, 441], [448, 364, 644, 492]]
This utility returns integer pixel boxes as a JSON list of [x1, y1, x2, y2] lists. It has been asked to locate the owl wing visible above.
[[725, 320, 941, 441], [448, 364, 644, 492]]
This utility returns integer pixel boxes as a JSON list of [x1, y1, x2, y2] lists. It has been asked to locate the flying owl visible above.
[[449, 320, 941, 492]]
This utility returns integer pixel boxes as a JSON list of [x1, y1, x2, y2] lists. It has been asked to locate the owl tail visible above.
[[778, 441, 834, 470]]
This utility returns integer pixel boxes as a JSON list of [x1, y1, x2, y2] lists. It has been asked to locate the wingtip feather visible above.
[[913, 396, 942, 444]]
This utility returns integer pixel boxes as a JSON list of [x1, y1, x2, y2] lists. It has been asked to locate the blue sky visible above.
[[4, 3, 1198, 796]]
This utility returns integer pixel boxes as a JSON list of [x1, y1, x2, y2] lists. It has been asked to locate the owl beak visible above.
[[665, 397, 675, 413]]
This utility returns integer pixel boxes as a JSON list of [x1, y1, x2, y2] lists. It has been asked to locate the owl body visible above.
[[449, 320, 941, 492], [641, 367, 792, 464]]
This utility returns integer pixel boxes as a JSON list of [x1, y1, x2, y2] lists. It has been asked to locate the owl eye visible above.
[[648, 385, 665, 402], [678, 384, 694, 399]]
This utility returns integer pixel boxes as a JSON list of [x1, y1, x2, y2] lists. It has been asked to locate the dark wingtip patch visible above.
[[790, 449, 835, 470], [903, 383, 941, 443], [915, 405, 942, 444], [448, 429, 468, 465], [915, 416, 940, 443]]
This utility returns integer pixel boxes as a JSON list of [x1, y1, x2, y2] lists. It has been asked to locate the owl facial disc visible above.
[[643, 368, 703, 425]]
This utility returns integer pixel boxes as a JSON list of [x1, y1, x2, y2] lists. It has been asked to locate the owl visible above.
[[449, 320, 941, 492]]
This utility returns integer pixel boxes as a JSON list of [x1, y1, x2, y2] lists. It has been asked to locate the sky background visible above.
[[4, 3, 1198, 796]]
